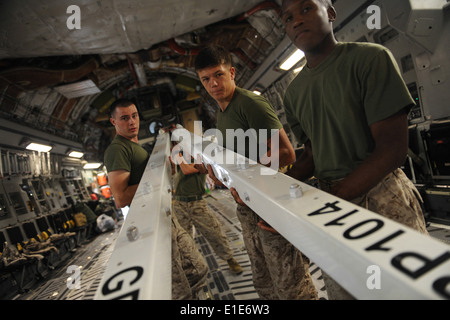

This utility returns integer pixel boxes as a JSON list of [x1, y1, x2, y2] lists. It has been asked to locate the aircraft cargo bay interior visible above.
[[0, 0, 449, 301]]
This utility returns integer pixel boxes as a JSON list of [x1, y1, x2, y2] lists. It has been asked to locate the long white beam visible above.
[[94, 128, 450, 300], [95, 132, 173, 300], [172, 128, 450, 300]]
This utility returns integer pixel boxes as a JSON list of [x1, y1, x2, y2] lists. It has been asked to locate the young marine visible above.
[[280, 0, 429, 299], [104, 99, 208, 299], [195, 45, 318, 300], [171, 148, 243, 275]]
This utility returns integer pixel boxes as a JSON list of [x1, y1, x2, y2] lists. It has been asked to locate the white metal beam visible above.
[[95, 129, 450, 299], [172, 128, 450, 300], [95, 132, 172, 300]]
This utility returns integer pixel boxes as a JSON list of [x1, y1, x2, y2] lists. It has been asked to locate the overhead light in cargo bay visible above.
[[54, 79, 101, 99], [279, 49, 305, 71], [83, 162, 102, 169], [293, 66, 304, 73], [26, 142, 53, 152], [252, 85, 264, 96], [68, 151, 84, 158]]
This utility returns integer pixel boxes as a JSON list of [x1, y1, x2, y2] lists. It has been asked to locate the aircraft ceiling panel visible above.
[[0, 0, 265, 59]]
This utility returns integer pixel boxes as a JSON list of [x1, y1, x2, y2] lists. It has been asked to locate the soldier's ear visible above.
[[328, 6, 337, 22], [230, 67, 236, 81]]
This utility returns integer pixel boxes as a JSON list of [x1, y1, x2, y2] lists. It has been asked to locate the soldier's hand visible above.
[[230, 187, 247, 206], [257, 220, 279, 234], [206, 164, 225, 187], [193, 154, 208, 174]]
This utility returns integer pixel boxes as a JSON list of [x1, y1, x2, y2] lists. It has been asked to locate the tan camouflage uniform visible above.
[[171, 214, 208, 300], [236, 204, 318, 300], [174, 198, 234, 261], [320, 168, 429, 300]]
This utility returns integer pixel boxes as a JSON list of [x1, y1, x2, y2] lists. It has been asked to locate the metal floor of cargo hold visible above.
[[14, 188, 449, 300]]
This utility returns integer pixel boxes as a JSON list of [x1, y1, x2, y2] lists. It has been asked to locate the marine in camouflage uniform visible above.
[[237, 205, 318, 299], [213, 87, 318, 300], [172, 153, 242, 274], [171, 214, 208, 299], [194, 44, 318, 300], [174, 199, 234, 262], [281, 0, 429, 299], [104, 100, 208, 300]]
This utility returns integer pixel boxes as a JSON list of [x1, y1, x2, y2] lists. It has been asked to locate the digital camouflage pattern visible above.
[[319, 168, 429, 299], [171, 214, 208, 300], [174, 199, 233, 261], [236, 205, 318, 300]]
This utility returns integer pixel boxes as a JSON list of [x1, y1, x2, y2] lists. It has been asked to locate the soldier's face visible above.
[[281, 0, 335, 53], [110, 104, 140, 141], [197, 64, 236, 104]]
